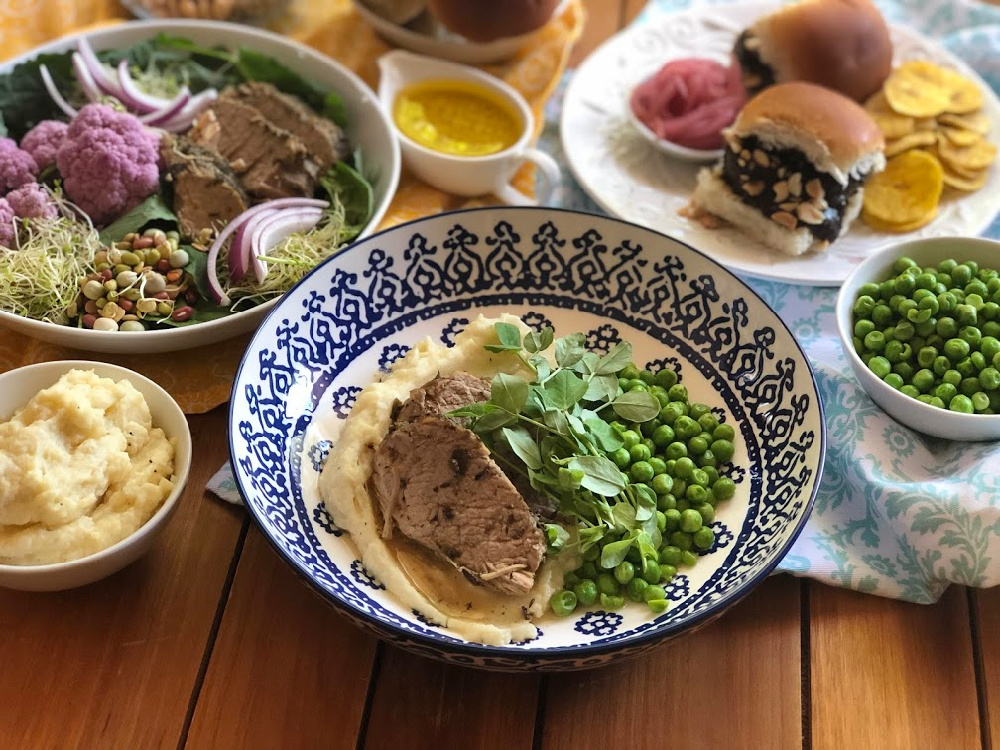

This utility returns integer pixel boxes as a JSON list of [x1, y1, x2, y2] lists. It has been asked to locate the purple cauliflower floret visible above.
[[6, 183, 57, 220], [56, 104, 160, 226], [20, 120, 68, 171], [0, 198, 15, 248], [0, 138, 39, 195]]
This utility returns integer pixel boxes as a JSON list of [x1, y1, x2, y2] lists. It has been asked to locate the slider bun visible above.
[[752, 0, 893, 102], [729, 82, 886, 183], [362, 0, 427, 25], [691, 169, 864, 257], [428, 0, 562, 43]]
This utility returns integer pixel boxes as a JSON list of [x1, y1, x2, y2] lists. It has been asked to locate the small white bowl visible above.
[[0, 361, 192, 591], [836, 236, 1000, 442], [625, 101, 724, 163]]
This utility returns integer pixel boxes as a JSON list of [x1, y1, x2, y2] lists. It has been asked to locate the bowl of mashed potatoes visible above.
[[0, 361, 192, 591]]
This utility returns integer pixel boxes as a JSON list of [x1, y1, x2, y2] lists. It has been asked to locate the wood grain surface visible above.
[[0, 407, 243, 749], [541, 576, 803, 750], [810, 585, 982, 750], [185, 529, 379, 750], [976, 587, 1000, 748]]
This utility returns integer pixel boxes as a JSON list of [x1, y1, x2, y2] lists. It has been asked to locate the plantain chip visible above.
[[937, 138, 998, 171], [942, 168, 989, 192], [938, 111, 990, 134], [884, 61, 955, 117], [871, 111, 916, 140], [863, 150, 943, 225], [884, 130, 938, 157], [940, 126, 983, 148], [914, 117, 939, 132], [862, 207, 938, 233]]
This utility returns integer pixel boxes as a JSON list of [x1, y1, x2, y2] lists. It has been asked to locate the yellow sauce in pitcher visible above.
[[393, 79, 523, 157]]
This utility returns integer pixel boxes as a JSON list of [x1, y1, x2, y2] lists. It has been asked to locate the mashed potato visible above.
[[319, 315, 576, 646], [0, 369, 176, 565]]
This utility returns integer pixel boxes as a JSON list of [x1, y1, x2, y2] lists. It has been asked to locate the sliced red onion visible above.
[[140, 89, 190, 126], [250, 208, 325, 284], [71, 52, 103, 103], [153, 88, 218, 133], [229, 208, 279, 282], [116, 60, 167, 114], [39, 65, 77, 118], [205, 198, 329, 306], [76, 37, 120, 97]]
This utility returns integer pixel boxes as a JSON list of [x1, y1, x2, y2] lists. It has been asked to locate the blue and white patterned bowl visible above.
[[229, 207, 825, 670]]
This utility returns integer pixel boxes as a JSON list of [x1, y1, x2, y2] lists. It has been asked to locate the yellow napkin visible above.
[[0, 0, 584, 412]]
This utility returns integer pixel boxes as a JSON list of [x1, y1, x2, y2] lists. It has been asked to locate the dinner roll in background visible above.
[[428, 0, 562, 42]]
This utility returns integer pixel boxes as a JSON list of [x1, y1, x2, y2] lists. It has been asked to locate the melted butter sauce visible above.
[[393, 79, 523, 157]]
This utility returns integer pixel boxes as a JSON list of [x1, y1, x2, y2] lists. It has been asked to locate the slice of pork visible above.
[[395, 372, 491, 424], [189, 98, 317, 200], [368, 415, 545, 595], [222, 82, 351, 173]]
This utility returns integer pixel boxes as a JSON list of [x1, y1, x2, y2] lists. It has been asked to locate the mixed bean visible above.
[[852, 256, 1000, 414], [549, 363, 738, 617]]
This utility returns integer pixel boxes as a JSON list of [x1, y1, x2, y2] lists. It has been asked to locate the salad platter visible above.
[[0, 20, 400, 354], [560, 1, 1000, 286]]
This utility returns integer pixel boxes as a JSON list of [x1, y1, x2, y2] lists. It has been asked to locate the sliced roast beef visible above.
[[159, 135, 250, 238], [368, 416, 546, 595], [395, 372, 491, 424], [188, 98, 317, 200], [222, 82, 351, 173]]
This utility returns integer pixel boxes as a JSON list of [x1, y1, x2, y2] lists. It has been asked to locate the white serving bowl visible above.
[[0, 361, 192, 591], [836, 236, 1000, 442], [0, 20, 400, 355], [625, 94, 723, 163]]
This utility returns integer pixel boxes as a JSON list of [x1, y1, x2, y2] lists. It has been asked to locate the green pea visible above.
[[693, 526, 716, 550], [629, 443, 651, 463], [550, 589, 578, 616], [900, 384, 920, 399], [853, 295, 876, 316], [916, 347, 937, 368], [884, 373, 904, 390], [647, 598, 669, 614], [967, 282, 989, 300], [925, 334, 944, 349], [688, 403, 711, 420], [621, 430, 641, 448], [654, 369, 678, 389], [686, 484, 709, 503], [637, 369, 654, 385], [624, 576, 649, 603], [979, 336, 1000, 362], [928, 396, 946, 409], [659, 564, 677, 583], [667, 384, 688, 402], [952, 264, 972, 286], [917, 394, 934, 405], [659, 401, 686, 424], [697, 412, 719, 433], [702, 466, 720, 485], [640, 558, 662, 584], [626, 379, 648, 392], [893, 361, 915, 381], [620, 364, 640, 381], [864, 331, 886, 352], [640, 416, 662, 436], [913, 369, 935, 393], [644, 585, 667, 604], [673, 415, 700, 440], [944, 338, 972, 362], [670, 531, 693, 551], [868, 356, 891, 379], [938, 258, 958, 274], [573, 579, 598, 606], [883, 340, 904, 363], [710, 439, 735, 464], [894, 256, 918, 274], [934, 382, 958, 402], [665, 441, 688, 460], [893, 320, 915, 341], [932, 356, 951, 377], [893, 273, 916, 295], [690, 468, 710, 487], [937, 293, 956, 314], [915, 318, 937, 337], [579, 562, 598, 580], [630, 461, 654, 483], [956, 304, 978, 326], [673, 457, 695, 479], [656, 493, 677, 512], [614, 561, 635, 585], [973, 392, 991, 412], [961, 377, 981, 396], [659, 546, 683, 566], [971, 352, 987, 371], [979, 367, 1000, 390], [713, 477, 736, 501], [597, 572, 620, 596], [651, 424, 675, 448], [663, 508, 681, 531], [686, 435, 708, 456], [583, 543, 600, 562], [950, 394, 974, 414], [695, 503, 715, 524], [957, 357, 977, 377], [855, 319, 876, 338], [936, 317, 958, 338], [671, 479, 687, 499], [610, 447, 631, 469], [920, 295, 940, 316], [649, 457, 667, 476], [600, 593, 624, 610], [943, 369, 962, 386]]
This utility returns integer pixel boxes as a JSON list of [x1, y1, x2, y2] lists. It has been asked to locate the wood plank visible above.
[[364, 647, 541, 750], [811, 585, 981, 749], [541, 575, 802, 750], [0, 407, 243, 749], [570, 0, 626, 68], [186, 528, 379, 750], [976, 586, 1000, 747]]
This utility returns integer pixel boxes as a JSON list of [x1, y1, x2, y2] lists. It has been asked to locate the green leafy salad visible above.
[[0, 33, 377, 332], [452, 322, 739, 617]]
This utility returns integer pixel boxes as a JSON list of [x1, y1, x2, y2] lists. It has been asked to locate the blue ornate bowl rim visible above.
[[228, 206, 826, 659]]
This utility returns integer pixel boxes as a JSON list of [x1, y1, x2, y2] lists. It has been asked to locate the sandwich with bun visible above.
[[690, 82, 886, 257], [733, 0, 893, 102]]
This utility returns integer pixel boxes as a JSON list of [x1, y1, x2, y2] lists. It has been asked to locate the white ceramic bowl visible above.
[[625, 94, 723, 163], [0, 20, 401, 355], [836, 236, 1000, 441], [353, 0, 569, 64], [0, 361, 192, 591]]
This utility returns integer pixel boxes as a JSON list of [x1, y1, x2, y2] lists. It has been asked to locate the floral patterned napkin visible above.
[[213, 0, 1000, 602]]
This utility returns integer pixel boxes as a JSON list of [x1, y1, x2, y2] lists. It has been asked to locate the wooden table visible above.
[[3, 2, 999, 748]]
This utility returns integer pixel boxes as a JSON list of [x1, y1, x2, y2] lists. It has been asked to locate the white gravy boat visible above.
[[376, 50, 560, 205]]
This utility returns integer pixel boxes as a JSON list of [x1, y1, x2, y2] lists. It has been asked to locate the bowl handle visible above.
[[494, 149, 561, 206]]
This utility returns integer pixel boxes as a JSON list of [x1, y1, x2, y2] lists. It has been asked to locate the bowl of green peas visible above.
[[837, 236, 1000, 441]]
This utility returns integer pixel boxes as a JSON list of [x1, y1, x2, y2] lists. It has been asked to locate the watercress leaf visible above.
[[595, 341, 633, 375], [637, 530, 660, 560], [543, 408, 571, 436], [447, 402, 494, 419], [539, 327, 555, 351], [568, 455, 626, 497], [530, 353, 551, 382], [554, 332, 586, 368], [572, 351, 601, 376], [472, 408, 517, 434], [319, 162, 374, 235], [544, 524, 570, 554], [523, 330, 542, 354], [484, 322, 523, 353], [584, 418, 625, 452], [578, 525, 605, 552], [612, 390, 661, 422], [566, 413, 588, 439], [491, 372, 528, 414], [612, 501, 637, 531], [600, 537, 635, 569], [558, 467, 585, 491], [530, 471, 560, 489], [0, 51, 76, 141], [635, 484, 657, 513], [584, 373, 620, 403], [543, 369, 589, 410], [502, 426, 542, 471], [98, 194, 178, 246]]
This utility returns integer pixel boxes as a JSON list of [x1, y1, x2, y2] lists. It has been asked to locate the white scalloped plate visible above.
[[560, 2, 1000, 286]]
